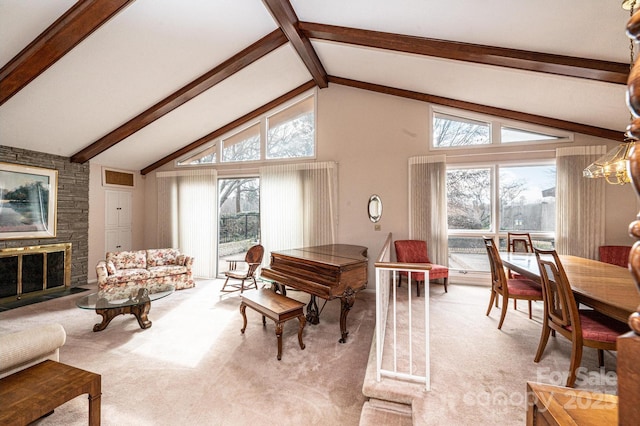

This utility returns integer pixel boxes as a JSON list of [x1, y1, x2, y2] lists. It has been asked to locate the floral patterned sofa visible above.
[[96, 248, 195, 298]]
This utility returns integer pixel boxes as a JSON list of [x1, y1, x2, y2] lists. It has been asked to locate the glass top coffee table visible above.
[[77, 285, 174, 332]]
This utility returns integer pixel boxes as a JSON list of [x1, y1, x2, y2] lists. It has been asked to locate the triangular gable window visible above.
[[501, 126, 562, 143], [431, 107, 573, 149], [177, 143, 217, 165]]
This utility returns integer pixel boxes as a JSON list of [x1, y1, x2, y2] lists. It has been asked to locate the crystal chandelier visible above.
[[583, 1, 638, 185], [583, 137, 635, 184]]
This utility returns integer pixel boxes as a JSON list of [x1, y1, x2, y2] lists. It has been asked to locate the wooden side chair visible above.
[[394, 240, 448, 296], [507, 232, 534, 311], [506, 232, 534, 277], [483, 236, 542, 329], [221, 244, 264, 294], [598, 245, 631, 268], [533, 249, 629, 387]]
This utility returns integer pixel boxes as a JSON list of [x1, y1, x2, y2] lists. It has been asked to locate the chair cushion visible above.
[[399, 264, 448, 282], [506, 278, 542, 297], [567, 310, 629, 343]]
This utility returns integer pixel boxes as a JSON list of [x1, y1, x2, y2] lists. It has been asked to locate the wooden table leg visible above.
[[240, 303, 248, 334], [88, 392, 101, 425], [94, 307, 119, 332], [94, 301, 152, 331], [130, 300, 152, 329], [297, 315, 306, 350], [275, 322, 284, 360]]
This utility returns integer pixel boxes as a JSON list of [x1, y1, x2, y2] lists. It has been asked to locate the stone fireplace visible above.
[[0, 243, 71, 303]]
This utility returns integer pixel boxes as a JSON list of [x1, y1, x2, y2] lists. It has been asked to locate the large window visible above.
[[177, 92, 315, 166], [217, 177, 260, 276], [433, 107, 565, 274], [499, 165, 556, 232], [447, 167, 492, 230], [446, 164, 556, 273]]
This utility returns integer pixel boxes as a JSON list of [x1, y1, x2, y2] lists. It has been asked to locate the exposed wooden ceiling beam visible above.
[[71, 29, 288, 164], [0, 0, 135, 106], [328, 76, 622, 141], [302, 22, 629, 85], [262, 0, 328, 88], [141, 80, 316, 175]]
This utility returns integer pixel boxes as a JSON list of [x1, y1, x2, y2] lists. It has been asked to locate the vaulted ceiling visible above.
[[0, 0, 634, 173]]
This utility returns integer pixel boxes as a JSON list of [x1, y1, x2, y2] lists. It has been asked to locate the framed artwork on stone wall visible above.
[[0, 162, 58, 239]]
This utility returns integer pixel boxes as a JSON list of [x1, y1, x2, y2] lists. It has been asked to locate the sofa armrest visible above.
[[0, 323, 66, 379], [183, 256, 195, 271], [96, 260, 109, 285]]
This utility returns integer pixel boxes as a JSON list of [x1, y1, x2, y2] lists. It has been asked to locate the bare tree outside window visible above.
[[447, 168, 492, 229], [222, 133, 260, 162], [267, 112, 314, 159], [433, 113, 490, 147], [218, 178, 260, 246], [436, 111, 559, 274]]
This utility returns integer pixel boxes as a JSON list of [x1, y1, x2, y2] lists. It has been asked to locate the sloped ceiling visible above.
[[0, 0, 634, 173]]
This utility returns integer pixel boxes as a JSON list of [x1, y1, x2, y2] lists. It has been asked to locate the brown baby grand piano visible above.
[[260, 244, 368, 343]]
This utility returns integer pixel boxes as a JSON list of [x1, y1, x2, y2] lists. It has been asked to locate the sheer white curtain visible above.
[[157, 169, 218, 278], [408, 155, 448, 265], [555, 146, 606, 259], [260, 161, 338, 259]]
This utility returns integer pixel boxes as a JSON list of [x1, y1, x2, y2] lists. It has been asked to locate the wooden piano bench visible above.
[[240, 289, 306, 360]]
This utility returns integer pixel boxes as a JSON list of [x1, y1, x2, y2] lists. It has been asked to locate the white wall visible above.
[[317, 85, 428, 271], [88, 84, 639, 281]]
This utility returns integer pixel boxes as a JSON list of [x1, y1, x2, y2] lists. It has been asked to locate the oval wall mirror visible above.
[[368, 194, 383, 223]]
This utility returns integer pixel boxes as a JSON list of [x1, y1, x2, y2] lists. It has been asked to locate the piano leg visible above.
[[306, 295, 320, 325], [339, 288, 356, 343]]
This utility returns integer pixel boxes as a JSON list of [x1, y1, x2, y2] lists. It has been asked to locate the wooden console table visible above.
[[526, 382, 617, 425], [0, 360, 101, 425]]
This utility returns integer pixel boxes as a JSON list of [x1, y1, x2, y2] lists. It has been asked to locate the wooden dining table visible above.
[[500, 252, 640, 324]]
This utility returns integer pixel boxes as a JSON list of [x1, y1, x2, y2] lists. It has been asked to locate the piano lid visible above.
[[270, 244, 368, 267]]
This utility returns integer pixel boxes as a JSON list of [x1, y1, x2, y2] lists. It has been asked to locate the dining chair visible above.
[[598, 245, 631, 268], [221, 244, 264, 294], [533, 248, 629, 387], [506, 232, 535, 311], [482, 236, 543, 329], [394, 240, 448, 296], [506, 232, 534, 276]]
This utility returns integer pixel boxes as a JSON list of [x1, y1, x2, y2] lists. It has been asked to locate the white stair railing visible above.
[[374, 233, 430, 391]]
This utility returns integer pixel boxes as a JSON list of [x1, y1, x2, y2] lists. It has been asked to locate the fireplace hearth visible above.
[[0, 243, 71, 304]]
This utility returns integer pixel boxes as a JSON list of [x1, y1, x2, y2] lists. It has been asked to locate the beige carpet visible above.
[[363, 282, 619, 425], [0, 280, 375, 425], [0, 280, 620, 425]]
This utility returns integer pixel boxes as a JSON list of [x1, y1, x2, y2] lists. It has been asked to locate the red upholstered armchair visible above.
[[598, 245, 631, 268], [394, 240, 448, 296]]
